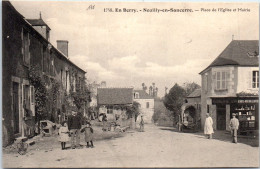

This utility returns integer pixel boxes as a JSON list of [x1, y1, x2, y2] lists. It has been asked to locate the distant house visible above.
[[89, 81, 101, 108], [199, 40, 259, 135], [133, 90, 154, 123], [97, 88, 133, 121]]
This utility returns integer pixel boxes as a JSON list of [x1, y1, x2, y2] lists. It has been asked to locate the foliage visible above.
[[142, 83, 147, 91], [48, 78, 60, 112], [125, 101, 141, 121], [153, 100, 170, 122], [163, 83, 186, 123], [28, 66, 48, 121], [70, 76, 91, 112], [182, 82, 201, 96]]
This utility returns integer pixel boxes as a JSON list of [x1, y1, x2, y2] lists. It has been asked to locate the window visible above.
[[42, 46, 47, 72], [215, 71, 228, 90], [107, 106, 113, 114], [252, 71, 259, 88], [146, 102, 149, 108], [21, 28, 30, 66], [65, 71, 69, 91], [60, 69, 63, 82], [50, 55, 54, 76], [134, 92, 139, 99]]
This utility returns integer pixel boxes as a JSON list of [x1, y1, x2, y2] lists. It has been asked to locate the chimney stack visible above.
[[57, 40, 69, 57], [101, 81, 106, 88]]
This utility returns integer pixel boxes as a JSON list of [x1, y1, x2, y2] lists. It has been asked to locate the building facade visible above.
[[180, 89, 201, 131], [2, 1, 87, 146], [133, 90, 154, 123], [200, 40, 259, 135], [97, 88, 133, 121]]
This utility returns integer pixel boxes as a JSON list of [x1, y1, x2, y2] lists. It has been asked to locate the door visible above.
[[217, 104, 226, 130], [12, 82, 20, 134]]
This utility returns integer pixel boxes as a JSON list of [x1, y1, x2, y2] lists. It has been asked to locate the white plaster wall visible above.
[[134, 99, 154, 123], [237, 67, 259, 94], [33, 26, 47, 39]]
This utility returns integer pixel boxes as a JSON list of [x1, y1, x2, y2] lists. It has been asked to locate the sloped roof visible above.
[[134, 90, 154, 99], [97, 88, 133, 105], [187, 89, 201, 98], [27, 19, 51, 30], [200, 40, 259, 74]]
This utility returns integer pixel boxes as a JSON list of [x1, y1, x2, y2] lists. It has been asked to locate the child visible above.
[[81, 122, 94, 148], [59, 121, 70, 150], [139, 116, 144, 132]]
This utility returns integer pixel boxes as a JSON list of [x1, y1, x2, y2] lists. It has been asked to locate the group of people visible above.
[[204, 113, 239, 143], [58, 111, 94, 150]]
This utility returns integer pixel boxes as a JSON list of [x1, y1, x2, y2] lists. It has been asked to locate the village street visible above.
[[3, 124, 259, 168]]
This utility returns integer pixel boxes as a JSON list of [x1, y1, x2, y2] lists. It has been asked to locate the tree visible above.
[[70, 77, 91, 113], [142, 83, 147, 91], [182, 82, 201, 96], [163, 83, 186, 123], [126, 101, 140, 121]]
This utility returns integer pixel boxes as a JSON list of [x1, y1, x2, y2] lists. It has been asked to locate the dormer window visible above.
[[134, 92, 139, 99], [247, 51, 259, 58]]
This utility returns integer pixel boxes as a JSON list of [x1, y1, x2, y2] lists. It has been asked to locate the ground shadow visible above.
[[159, 127, 259, 147]]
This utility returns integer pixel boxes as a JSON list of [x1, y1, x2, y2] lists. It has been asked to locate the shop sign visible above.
[[212, 97, 259, 104]]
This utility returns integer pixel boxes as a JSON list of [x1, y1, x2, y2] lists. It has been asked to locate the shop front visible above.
[[212, 97, 258, 135]]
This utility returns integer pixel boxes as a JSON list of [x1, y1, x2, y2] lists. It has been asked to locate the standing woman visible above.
[[204, 113, 214, 139]]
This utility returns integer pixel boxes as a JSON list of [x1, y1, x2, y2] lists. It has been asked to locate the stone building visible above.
[[2, 1, 87, 146], [97, 88, 133, 120], [199, 40, 259, 135], [181, 89, 201, 131], [133, 90, 154, 123]]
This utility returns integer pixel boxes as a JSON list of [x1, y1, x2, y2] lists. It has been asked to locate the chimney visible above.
[[57, 40, 69, 57], [100, 81, 106, 88]]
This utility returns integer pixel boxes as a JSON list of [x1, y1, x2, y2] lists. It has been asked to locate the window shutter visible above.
[[226, 71, 230, 89], [21, 84, 25, 118], [21, 28, 23, 40], [212, 71, 216, 90], [30, 86, 35, 116]]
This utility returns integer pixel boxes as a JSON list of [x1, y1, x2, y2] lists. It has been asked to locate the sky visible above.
[[10, 1, 259, 97]]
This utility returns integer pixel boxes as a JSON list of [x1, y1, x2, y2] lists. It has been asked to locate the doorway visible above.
[[217, 104, 226, 130]]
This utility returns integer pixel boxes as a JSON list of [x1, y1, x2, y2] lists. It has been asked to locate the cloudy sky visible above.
[[11, 1, 259, 96]]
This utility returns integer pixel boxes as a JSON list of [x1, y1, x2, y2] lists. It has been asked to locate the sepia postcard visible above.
[[2, 1, 259, 168]]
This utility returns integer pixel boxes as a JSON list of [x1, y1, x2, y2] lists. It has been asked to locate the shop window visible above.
[[21, 28, 30, 66], [252, 71, 259, 88]]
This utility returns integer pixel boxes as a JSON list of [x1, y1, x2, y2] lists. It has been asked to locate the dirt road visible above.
[[3, 124, 259, 168]]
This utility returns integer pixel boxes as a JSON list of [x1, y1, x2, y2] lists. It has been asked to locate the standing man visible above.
[[68, 110, 82, 149], [139, 115, 144, 132], [230, 113, 239, 144], [204, 113, 214, 139]]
